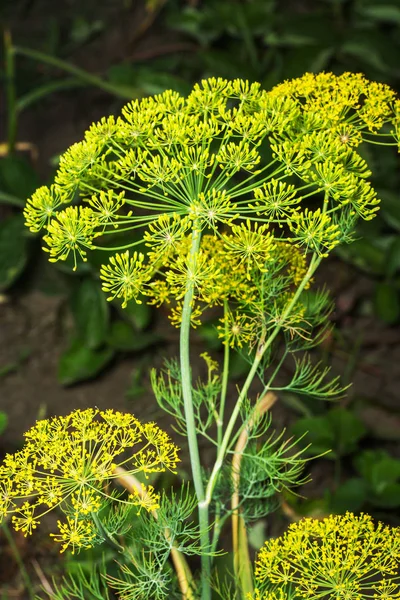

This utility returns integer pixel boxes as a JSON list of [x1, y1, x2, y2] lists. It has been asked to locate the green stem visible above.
[[211, 314, 230, 562], [179, 224, 211, 600], [204, 253, 321, 506], [17, 77, 85, 112], [91, 512, 125, 553], [13, 45, 142, 100], [4, 31, 17, 153], [217, 300, 230, 448], [0, 190, 25, 207], [2, 522, 35, 599]]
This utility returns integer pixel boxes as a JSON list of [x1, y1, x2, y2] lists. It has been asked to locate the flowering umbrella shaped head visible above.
[[0, 409, 179, 553], [253, 512, 400, 599]]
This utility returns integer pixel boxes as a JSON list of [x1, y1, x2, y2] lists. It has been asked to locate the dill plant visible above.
[[0, 73, 399, 599]]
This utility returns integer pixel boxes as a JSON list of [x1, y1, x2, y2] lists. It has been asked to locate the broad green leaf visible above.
[[0, 214, 30, 291], [370, 458, 400, 492], [371, 483, 400, 508], [374, 282, 400, 324], [0, 155, 39, 200], [0, 412, 7, 435], [329, 478, 368, 513], [326, 408, 367, 456], [359, 4, 400, 24], [354, 450, 400, 491], [70, 278, 109, 349], [354, 449, 388, 481], [58, 338, 114, 385], [116, 299, 153, 331], [291, 416, 335, 457], [107, 320, 160, 352], [341, 41, 389, 74], [292, 409, 366, 458]]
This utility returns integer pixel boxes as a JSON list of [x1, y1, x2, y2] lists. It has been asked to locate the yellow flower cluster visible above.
[[269, 71, 396, 132], [23, 74, 399, 324], [253, 512, 400, 599], [0, 409, 179, 553]]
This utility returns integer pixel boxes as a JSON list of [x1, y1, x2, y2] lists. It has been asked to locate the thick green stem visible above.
[[179, 225, 211, 600], [204, 253, 321, 506]]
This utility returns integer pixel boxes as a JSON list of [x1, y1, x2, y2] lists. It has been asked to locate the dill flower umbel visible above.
[[23, 74, 399, 328], [253, 512, 400, 599], [0, 409, 179, 552]]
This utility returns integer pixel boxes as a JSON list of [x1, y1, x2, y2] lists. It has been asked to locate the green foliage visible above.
[[70, 278, 110, 350], [0, 155, 39, 205], [237, 432, 309, 523], [330, 449, 400, 514], [291, 407, 367, 458], [0, 214, 31, 291], [58, 337, 115, 385], [44, 562, 110, 600]]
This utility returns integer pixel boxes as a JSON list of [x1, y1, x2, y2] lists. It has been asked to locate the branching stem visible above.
[[204, 253, 321, 506]]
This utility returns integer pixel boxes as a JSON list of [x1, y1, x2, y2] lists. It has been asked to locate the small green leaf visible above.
[[0, 412, 8, 435], [0, 215, 30, 291], [58, 338, 114, 385], [70, 278, 109, 349], [0, 155, 39, 199], [374, 282, 400, 324], [329, 478, 368, 513], [107, 320, 160, 352]]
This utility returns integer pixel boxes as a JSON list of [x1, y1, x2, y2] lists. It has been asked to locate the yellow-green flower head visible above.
[[24, 75, 398, 318], [23, 184, 67, 232], [0, 409, 179, 553], [254, 512, 400, 599]]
